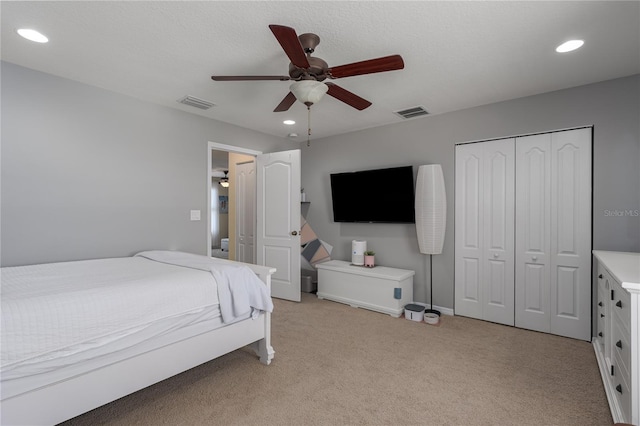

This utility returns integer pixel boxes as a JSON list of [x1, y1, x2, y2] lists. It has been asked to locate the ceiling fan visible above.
[[211, 25, 405, 112]]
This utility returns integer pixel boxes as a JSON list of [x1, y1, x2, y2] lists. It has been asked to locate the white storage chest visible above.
[[316, 260, 414, 317]]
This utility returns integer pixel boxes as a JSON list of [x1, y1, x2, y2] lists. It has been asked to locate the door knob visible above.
[[290, 231, 299, 236]]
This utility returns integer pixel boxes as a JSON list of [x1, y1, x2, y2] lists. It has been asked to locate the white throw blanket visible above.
[[135, 251, 273, 323]]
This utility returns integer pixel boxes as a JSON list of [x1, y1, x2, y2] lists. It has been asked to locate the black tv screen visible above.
[[330, 166, 415, 223]]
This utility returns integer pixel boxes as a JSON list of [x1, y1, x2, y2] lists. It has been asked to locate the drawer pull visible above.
[[598, 274, 603, 279], [598, 301, 603, 307], [616, 340, 622, 349], [616, 300, 622, 308], [598, 332, 603, 337], [616, 384, 622, 394]]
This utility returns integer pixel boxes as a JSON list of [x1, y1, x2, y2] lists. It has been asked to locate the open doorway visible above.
[[210, 150, 229, 259], [207, 142, 262, 263]]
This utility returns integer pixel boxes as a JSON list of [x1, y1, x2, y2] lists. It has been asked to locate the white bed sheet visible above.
[[1, 251, 273, 400]]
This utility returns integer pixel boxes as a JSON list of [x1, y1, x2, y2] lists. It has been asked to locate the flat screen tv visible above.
[[330, 166, 415, 223]]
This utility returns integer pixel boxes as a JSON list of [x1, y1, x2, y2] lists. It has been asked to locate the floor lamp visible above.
[[415, 164, 446, 317]]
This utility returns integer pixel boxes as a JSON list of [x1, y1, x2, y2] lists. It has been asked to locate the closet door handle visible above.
[[598, 274, 603, 279], [616, 300, 622, 308], [598, 302, 603, 307], [616, 340, 622, 349], [598, 332, 603, 337], [601, 314, 605, 318], [616, 384, 622, 394]]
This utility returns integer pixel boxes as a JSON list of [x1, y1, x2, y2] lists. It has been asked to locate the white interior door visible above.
[[235, 161, 256, 264], [455, 143, 485, 319], [516, 133, 552, 332], [549, 128, 592, 340], [515, 128, 592, 340], [455, 139, 514, 326], [257, 150, 301, 301], [482, 139, 515, 326]]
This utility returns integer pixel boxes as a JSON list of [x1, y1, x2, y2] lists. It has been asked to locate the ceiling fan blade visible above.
[[328, 55, 404, 79], [325, 82, 372, 110], [273, 92, 297, 112], [269, 24, 310, 69], [211, 75, 291, 81]]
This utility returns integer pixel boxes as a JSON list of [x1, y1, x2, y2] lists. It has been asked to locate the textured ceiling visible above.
[[2, 1, 639, 141]]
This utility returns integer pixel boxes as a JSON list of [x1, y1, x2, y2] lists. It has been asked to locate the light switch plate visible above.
[[190, 210, 201, 221]]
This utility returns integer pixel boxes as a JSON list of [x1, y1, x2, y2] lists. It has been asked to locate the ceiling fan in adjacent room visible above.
[[211, 25, 405, 112]]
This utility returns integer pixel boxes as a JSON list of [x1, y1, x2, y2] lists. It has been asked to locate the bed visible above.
[[0, 250, 276, 425]]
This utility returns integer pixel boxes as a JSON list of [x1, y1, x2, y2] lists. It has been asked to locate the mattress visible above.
[[1, 251, 273, 399]]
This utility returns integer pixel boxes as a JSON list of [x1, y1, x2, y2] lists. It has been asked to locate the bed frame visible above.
[[0, 261, 276, 426]]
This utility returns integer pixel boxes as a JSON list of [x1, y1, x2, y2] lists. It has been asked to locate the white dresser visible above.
[[593, 250, 640, 425], [316, 260, 414, 317]]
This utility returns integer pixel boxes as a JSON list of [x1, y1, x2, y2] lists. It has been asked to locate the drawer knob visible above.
[[598, 301, 603, 307], [616, 340, 622, 349], [616, 384, 622, 394], [598, 274, 603, 279], [616, 300, 622, 308], [598, 332, 603, 337]]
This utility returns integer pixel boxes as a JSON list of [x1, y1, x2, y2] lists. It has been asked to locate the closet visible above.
[[454, 127, 592, 340]]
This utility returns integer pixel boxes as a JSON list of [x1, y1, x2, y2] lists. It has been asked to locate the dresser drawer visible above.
[[612, 350, 632, 424], [611, 282, 631, 333], [612, 313, 632, 379], [596, 316, 606, 350]]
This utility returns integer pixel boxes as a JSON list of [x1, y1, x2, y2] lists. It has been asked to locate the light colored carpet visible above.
[[61, 293, 612, 425]]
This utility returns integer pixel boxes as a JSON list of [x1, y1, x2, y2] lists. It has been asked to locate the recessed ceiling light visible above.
[[17, 28, 49, 43], [556, 39, 584, 53], [283, 120, 295, 125]]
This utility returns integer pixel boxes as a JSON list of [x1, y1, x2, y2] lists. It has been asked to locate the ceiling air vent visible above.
[[178, 95, 215, 110], [394, 106, 429, 119]]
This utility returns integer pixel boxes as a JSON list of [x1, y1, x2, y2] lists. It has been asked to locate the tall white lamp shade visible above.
[[415, 164, 446, 255]]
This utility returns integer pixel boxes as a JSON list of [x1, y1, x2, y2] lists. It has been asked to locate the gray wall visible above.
[[301, 74, 640, 310], [1, 61, 292, 267]]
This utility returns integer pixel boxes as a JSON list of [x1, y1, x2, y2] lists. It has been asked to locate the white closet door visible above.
[[549, 128, 592, 340], [482, 139, 515, 325], [455, 143, 484, 319], [515, 128, 592, 340], [455, 139, 514, 326], [516, 134, 552, 332]]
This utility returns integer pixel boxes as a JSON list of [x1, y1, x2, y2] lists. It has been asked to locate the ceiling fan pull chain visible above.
[[307, 106, 311, 147]]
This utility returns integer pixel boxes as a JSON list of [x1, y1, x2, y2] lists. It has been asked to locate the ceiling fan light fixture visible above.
[[290, 80, 328, 106], [219, 170, 229, 188]]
